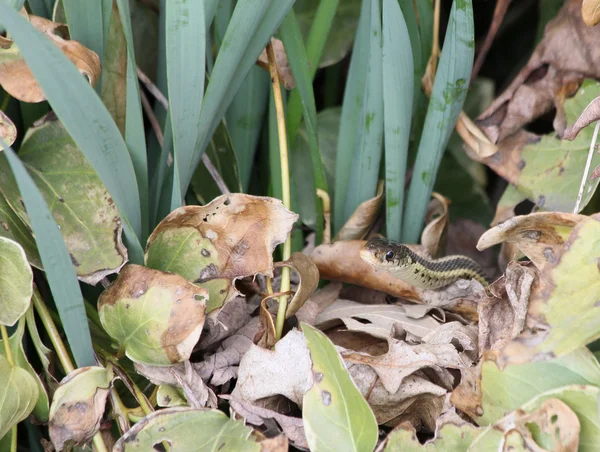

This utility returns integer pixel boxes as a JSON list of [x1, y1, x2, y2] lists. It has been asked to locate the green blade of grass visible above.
[[280, 9, 328, 241], [333, 0, 370, 232], [180, 0, 297, 195], [115, 0, 149, 240], [1, 143, 94, 368], [343, 0, 384, 221], [26, 0, 50, 18], [382, 0, 413, 241], [398, 0, 422, 115], [166, 0, 205, 206], [62, 0, 110, 65], [0, 3, 144, 259], [402, 0, 474, 243]]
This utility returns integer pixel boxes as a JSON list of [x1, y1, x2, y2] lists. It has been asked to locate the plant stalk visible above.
[[267, 40, 292, 341]]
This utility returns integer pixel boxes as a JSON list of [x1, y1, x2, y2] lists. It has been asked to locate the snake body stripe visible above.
[[360, 237, 489, 289]]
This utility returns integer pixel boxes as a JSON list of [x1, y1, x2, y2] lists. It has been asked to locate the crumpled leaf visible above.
[[0, 236, 32, 326], [232, 329, 312, 406], [582, 0, 600, 26], [0, 109, 17, 149], [146, 194, 298, 312], [257, 38, 295, 90], [113, 407, 259, 452], [0, 14, 100, 102], [564, 94, 600, 140], [420, 193, 450, 259], [496, 214, 600, 365], [311, 240, 483, 320], [0, 116, 128, 284], [227, 396, 308, 449], [333, 181, 384, 241], [197, 297, 250, 351], [342, 337, 470, 395], [0, 353, 39, 440], [474, 79, 600, 213], [134, 360, 217, 409], [476, 0, 600, 142], [477, 211, 585, 272], [98, 264, 207, 366], [316, 299, 442, 340], [470, 397, 580, 451], [478, 262, 535, 353], [49, 366, 113, 451], [274, 252, 320, 319], [478, 347, 600, 426], [302, 323, 378, 452]]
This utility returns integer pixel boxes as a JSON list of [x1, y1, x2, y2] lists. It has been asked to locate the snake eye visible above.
[[385, 251, 394, 262]]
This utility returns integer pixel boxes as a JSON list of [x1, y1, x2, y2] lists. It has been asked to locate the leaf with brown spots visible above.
[[98, 265, 207, 366], [0, 109, 16, 149], [0, 15, 100, 103], [333, 181, 383, 242], [145, 194, 298, 313], [257, 38, 295, 90]]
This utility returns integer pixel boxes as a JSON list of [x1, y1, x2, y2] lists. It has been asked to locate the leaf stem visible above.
[[1, 324, 13, 366], [267, 40, 292, 342], [10, 425, 16, 452], [574, 120, 600, 213]]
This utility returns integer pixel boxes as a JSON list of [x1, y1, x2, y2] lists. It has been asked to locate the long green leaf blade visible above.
[[1, 144, 94, 368], [166, 0, 206, 204], [62, 0, 107, 66], [344, 0, 384, 221], [0, 3, 143, 251], [402, 0, 474, 243], [382, 0, 413, 241]]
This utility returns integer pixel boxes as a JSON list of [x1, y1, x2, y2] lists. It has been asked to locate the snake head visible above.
[[360, 237, 411, 269]]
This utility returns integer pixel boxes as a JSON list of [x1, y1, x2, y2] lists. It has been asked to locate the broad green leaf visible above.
[[333, 0, 370, 232], [402, 0, 474, 243], [113, 408, 259, 451], [0, 317, 49, 422], [479, 348, 600, 426], [157, 384, 187, 407], [382, 0, 413, 241], [0, 3, 144, 258], [302, 323, 378, 452], [0, 237, 32, 326], [1, 144, 95, 368], [98, 265, 207, 366], [295, 0, 359, 68], [49, 366, 113, 451], [499, 215, 600, 363], [471, 385, 600, 452], [0, 118, 128, 285], [384, 420, 480, 451], [517, 80, 600, 213], [166, 0, 205, 206], [344, 0, 384, 222], [0, 354, 39, 440]]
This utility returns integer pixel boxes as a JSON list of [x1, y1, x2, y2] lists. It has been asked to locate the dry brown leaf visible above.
[[0, 15, 100, 103], [197, 297, 250, 351], [450, 360, 483, 419], [259, 434, 289, 452], [274, 252, 320, 318], [257, 38, 295, 90], [455, 111, 498, 158], [0, 109, 17, 149], [421, 322, 479, 362], [232, 329, 312, 406], [294, 282, 342, 326], [477, 0, 598, 142], [447, 219, 499, 279], [334, 180, 384, 242], [582, 0, 600, 25], [563, 94, 600, 140], [257, 296, 278, 349], [134, 361, 217, 409], [421, 193, 450, 259], [479, 262, 536, 354], [477, 211, 586, 272]]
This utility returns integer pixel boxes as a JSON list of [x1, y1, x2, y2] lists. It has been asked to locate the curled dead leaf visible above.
[[455, 111, 498, 158], [420, 192, 450, 259], [334, 180, 384, 242], [0, 15, 101, 103], [582, 0, 600, 25], [563, 94, 600, 140], [0, 110, 17, 149], [257, 38, 295, 90], [274, 252, 320, 319]]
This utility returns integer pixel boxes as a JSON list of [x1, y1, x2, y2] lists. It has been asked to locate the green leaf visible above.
[[402, 0, 474, 243], [113, 408, 259, 451], [383, 420, 480, 451], [343, 0, 384, 222], [333, 0, 370, 231], [166, 0, 205, 206], [0, 119, 128, 285], [382, 0, 413, 241], [62, 0, 109, 68], [0, 354, 39, 440], [302, 323, 378, 452], [479, 348, 600, 426], [0, 237, 32, 327], [1, 144, 95, 368], [0, 193, 40, 268], [0, 3, 144, 255], [0, 317, 49, 422]]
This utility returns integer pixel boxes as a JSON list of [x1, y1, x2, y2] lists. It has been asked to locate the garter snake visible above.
[[360, 237, 489, 289]]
